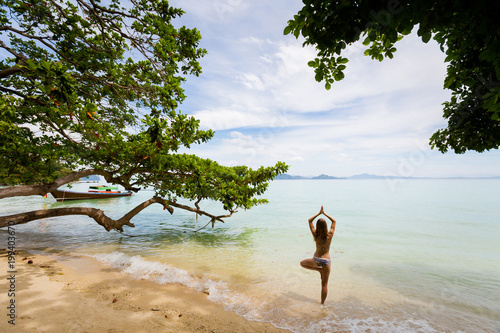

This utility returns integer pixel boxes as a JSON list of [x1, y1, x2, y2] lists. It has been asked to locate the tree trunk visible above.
[[0, 196, 231, 232]]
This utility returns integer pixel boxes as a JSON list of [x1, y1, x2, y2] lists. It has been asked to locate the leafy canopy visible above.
[[0, 0, 287, 230], [284, 0, 500, 154]]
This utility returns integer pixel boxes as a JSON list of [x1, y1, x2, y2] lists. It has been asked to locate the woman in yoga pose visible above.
[[300, 206, 336, 305]]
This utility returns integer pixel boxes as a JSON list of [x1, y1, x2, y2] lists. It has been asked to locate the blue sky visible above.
[[172, 0, 499, 178]]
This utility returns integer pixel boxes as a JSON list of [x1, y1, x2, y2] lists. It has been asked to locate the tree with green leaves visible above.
[[285, 0, 500, 154], [0, 0, 287, 231]]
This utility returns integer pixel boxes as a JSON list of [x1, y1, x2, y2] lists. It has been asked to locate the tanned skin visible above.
[[300, 206, 336, 305]]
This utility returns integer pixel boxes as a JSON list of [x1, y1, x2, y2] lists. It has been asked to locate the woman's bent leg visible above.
[[300, 258, 321, 272]]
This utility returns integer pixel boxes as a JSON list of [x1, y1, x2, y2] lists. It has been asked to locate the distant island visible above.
[[274, 174, 308, 180], [312, 174, 344, 179], [346, 173, 409, 179], [274, 174, 345, 180], [275, 173, 500, 180], [275, 173, 396, 180]]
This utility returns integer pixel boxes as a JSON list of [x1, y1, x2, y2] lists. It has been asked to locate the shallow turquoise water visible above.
[[2, 179, 499, 332]]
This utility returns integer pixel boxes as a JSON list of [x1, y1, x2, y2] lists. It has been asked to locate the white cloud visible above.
[[171, 0, 250, 24], [192, 108, 265, 130], [174, 1, 499, 177], [188, 31, 450, 123], [237, 73, 266, 91]]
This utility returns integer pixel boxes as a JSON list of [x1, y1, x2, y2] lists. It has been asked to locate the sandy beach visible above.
[[0, 248, 290, 333]]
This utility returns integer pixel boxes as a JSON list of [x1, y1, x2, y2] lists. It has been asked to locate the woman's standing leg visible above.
[[319, 264, 331, 305]]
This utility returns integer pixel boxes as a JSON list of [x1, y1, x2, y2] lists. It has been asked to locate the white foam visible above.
[[89, 252, 266, 316], [90, 251, 219, 292], [328, 316, 440, 333], [86, 252, 455, 333], [88, 252, 295, 328]]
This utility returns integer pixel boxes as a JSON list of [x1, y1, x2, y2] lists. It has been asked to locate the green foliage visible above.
[[0, 0, 287, 216], [285, 0, 500, 153]]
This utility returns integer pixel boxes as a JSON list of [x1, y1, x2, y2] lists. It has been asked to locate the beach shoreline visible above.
[[0, 248, 290, 333]]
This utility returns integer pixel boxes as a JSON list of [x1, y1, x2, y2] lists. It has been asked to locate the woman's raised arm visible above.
[[323, 210, 336, 237], [308, 206, 323, 236]]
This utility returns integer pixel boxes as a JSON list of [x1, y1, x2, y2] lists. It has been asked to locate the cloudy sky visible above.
[[172, 0, 499, 178]]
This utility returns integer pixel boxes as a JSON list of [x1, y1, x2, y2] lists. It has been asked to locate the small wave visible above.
[[88, 252, 273, 321], [90, 251, 221, 292], [332, 317, 441, 333], [87, 251, 481, 333]]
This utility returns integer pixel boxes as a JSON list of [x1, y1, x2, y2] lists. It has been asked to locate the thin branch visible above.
[[160, 198, 235, 224], [118, 197, 173, 224], [0, 40, 28, 79], [47, 0, 70, 21], [194, 220, 211, 232], [0, 26, 74, 65], [34, 113, 80, 145], [81, 0, 143, 21], [0, 86, 28, 98], [194, 197, 202, 210]]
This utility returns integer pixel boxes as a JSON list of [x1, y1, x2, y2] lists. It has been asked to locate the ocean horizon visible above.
[[2, 178, 499, 332]]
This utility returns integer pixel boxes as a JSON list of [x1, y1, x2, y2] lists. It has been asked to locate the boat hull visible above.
[[51, 189, 132, 202]]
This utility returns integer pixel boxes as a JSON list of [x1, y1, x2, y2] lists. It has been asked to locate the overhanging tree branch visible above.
[[0, 207, 132, 231], [0, 196, 234, 232]]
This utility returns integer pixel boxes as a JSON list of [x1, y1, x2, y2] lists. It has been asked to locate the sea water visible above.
[[1, 179, 499, 332]]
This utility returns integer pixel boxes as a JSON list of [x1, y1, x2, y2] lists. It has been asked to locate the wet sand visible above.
[[0, 249, 290, 332]]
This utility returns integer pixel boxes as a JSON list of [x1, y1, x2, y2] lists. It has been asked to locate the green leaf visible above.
[[479, 48, 495, 62], [41, 61, 51, 71], [421, 31, 432, 43], [444, 76, 456, 89], [483, 93, 499, 110], [315, 70, 323, 82], [25, 59, 37, 70]]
